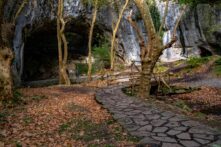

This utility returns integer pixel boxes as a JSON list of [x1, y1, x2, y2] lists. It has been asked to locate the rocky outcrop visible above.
[[179, 4, 221, 56], [3, 0, 221, 84], [159, 1, 221, 62]]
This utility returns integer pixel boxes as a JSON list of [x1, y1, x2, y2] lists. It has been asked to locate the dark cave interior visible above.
[[22, 19, 104, 82]]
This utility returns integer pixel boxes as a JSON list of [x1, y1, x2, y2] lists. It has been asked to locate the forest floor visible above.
[[1, 56, 221, 146], [0, 86, 138, 146], [123, 56, 221, 129]]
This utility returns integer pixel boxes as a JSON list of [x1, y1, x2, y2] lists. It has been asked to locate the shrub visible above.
[[76, 63, 95, 75], [92, 41, 110, 70]]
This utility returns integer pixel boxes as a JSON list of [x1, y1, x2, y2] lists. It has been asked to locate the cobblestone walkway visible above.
[[96, 86, 221, 147]]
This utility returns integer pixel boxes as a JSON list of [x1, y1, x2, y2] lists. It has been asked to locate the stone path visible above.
[[96, 86, 221, 147]]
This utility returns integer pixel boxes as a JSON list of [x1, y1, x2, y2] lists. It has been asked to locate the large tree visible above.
[[0, 0, 15, 100], [129, 0, 187, 98]]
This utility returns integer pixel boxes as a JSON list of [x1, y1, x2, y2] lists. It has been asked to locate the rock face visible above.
[[3, 0, 221, 84], [158, 1, 221, 62], [179, 4, 221, 56]]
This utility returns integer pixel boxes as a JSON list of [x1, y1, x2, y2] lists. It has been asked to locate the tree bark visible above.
[[131, 0, 187, 99], [138, 61, 153, 98], [87, 0, 98, 81], [158, 0, 169, 34], [57, 0, 71, 85], [0, 47, 14, 100], [131, 0, 164, 99], [110, 0, 129, 70], [0, 0, 14, 100]]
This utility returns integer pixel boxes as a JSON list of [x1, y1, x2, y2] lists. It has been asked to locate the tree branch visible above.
[[158, 0, 169, 34], [162, 5, 187, 51], [127, 10, 145, 46], [163, 36, 177, 50], [127, 10, 147, 59], [134, 0, 156, 39], [172, 5, 187, 37]]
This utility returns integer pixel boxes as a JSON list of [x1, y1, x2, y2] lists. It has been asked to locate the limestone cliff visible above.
[[2, 0, 221, 84]]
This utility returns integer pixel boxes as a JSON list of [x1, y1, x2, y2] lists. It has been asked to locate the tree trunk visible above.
[[110, 0, 129, 70], [0, 0, 14, 100], [138, 61, 153, 99], [0, 47, 14, 100], [57, 0, 71, 85], [87, 0, 98, 81], [57, 0, 63, 83]]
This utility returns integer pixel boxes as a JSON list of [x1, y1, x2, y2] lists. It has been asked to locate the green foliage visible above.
[[30, 95, 47, 101], [5, 90, 25, 106], [0, 110, 9, 125], [175, 100, 192, 112], [149, 3, 161, 32], [154, 63, 169, 73], [187, 57, 209, 68], [23, 116, 33, 124], [16, 143, 22, 147], [194, 112, 206, 119], [213, 57, 221, 76], [75, 38, 110, 75], [76, 63, 95, 75], [215, 57, 221, 65], [93, 40, 110, 70], [58, 116, 138, 144], [59, 123, 70, 133]]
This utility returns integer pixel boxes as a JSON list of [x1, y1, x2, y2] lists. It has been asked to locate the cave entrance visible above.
[[22, 23, 59, 82], [22, 19, 104, 83]]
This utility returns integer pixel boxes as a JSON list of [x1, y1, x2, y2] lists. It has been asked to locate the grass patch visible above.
[[30, 95, 47, 101], [67, 103, 88, 112], [122, 86, 137, 97], [2, 90, 25, 107], [59, 123, 71, 133], [174, 100, 192, 112], [194, 112, 206, 119], [186, 57, 210, 68], [154, 63, 169, 73], [23, 116, 33, 125], [59, 118, 110, 142], [58, 117, 138, 143], [0, 110, 9, 125], [213, 57, 221, 76], [71, 119, 109, 142]]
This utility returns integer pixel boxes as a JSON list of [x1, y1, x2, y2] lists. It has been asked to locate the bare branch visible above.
[[163, 36, 177, 50], [158, 0, 169, 34], [134, 0, 156, 38], [110, 0, 129, 70], [14, 0, 28, 24], [172, 5, 187, 37], [127, 10, 145, 46], [162, 5, 187, 50], [87, 0, 98, 81], [127, 10, 147, 59]]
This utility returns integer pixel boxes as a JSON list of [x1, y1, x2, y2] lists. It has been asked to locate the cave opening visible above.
[[22, 19, 105, 83]]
